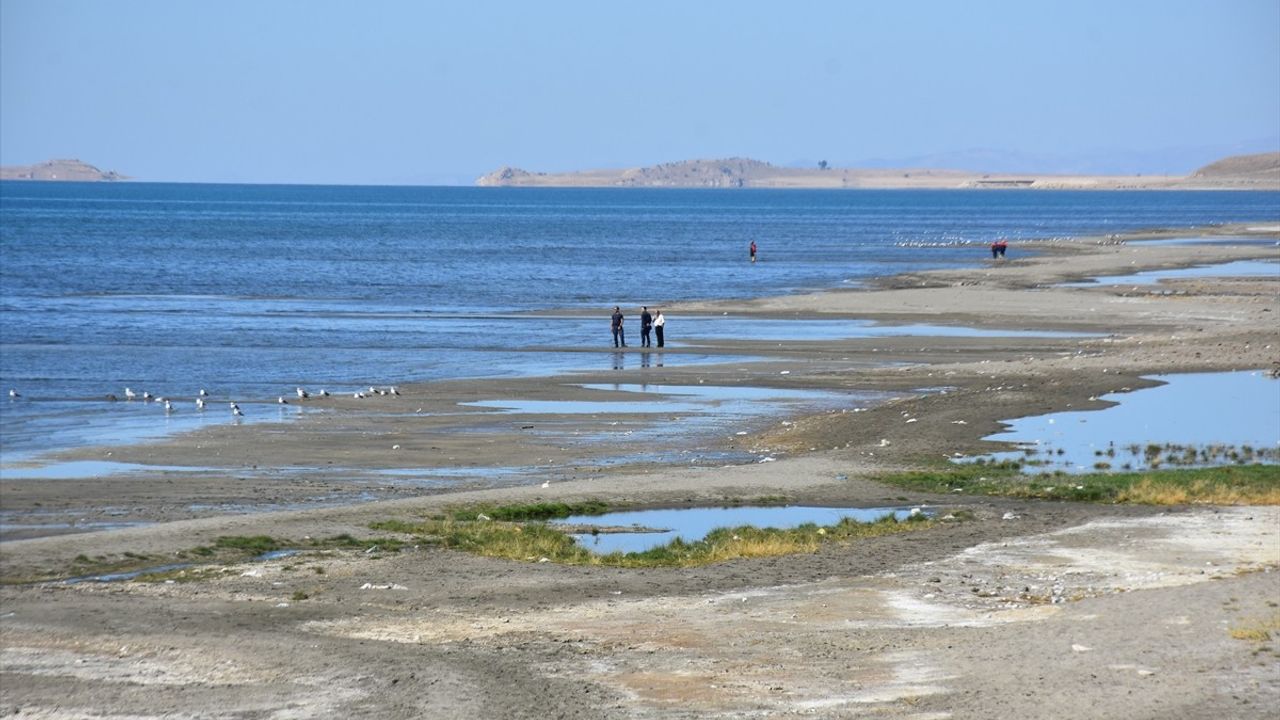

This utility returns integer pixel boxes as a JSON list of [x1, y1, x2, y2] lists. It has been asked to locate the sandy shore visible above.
[[2, 224, 1278, 718]]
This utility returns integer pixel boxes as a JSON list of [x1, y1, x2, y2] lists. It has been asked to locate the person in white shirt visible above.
[[653, 310, 666, 348]]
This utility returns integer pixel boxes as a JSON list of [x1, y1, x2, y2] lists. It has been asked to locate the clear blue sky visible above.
[[2, 0, 1277, 184]]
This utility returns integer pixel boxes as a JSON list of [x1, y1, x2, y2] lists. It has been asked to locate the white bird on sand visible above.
[[196, 397, 206, 410], [231, 402, 243, 417], [230, 401, 240, 412], [199, 388, 209, 397], [369, 386, 380, 396], [318, 389, 330, 397], [155, 396, 167, 404], [124, 387, 136, 400], [389, 387, 399, 396], [296, 387, 309, 399], [142, 391, 153, 402], [278, 396, 289, 405], [354, 391, 366, 399], [8, 389, 18, 398], [163, 399, 173, 413]]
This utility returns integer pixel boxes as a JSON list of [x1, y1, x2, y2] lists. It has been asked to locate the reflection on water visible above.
[[556, 505, 919, 554], [973, 371, 1280, 473]]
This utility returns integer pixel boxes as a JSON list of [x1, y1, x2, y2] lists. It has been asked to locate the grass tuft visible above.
[[450, 501, 611, 522], [878, 464, 1280, 505], [1229, 614, 1280, 642]]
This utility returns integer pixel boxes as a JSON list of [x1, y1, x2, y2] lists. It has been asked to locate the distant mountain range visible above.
[[0, 158, 126, 181], [841, 139, 1280, 176], [477, 152, 1280, 190]]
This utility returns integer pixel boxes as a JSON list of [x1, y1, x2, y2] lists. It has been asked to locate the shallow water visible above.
[[974, 371, 1280, 473], [557, 505, 920, 554], [1066, 259, 1279, 287], [469, 382, 885, 451], [4, 184, 1276, 463], [0, 459, 216, 480], [1130, 235, 1278, 247], [676, 318, 1097, 341]]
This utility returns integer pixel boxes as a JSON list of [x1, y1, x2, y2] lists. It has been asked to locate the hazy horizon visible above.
[[3, 1, 1278, 185]]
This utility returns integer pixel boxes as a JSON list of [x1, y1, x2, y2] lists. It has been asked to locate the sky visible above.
[[2, 0, 1278, 184]]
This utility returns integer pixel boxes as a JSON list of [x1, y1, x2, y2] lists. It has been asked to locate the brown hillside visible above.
[[1192, 151, 1280, 178]]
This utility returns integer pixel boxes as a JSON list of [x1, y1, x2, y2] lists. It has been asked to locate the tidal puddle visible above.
[[1131, 236, 1277, 247], [555, 505, 921, 554], [0, 460, 215, 480], [63, 563, 192, 584], [972, 371, 1280, 473], [463, 383, 870, 425], [461, 398, 706, 414], [1065, 259, 1279, 287], [679, 317, 1093, 341]]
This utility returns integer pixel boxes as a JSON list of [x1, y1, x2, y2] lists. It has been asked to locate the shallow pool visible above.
[[556, 505, 920, 554], [1065, 259, 1279, 287], [973, 371, 1280, 473]]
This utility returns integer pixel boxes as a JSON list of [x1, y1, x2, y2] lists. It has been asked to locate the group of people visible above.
[[610, 306, 665, 348], [990, 239, 1008, 258]]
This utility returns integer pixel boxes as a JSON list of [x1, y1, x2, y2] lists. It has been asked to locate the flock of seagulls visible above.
[[7, 385, 403, 419]]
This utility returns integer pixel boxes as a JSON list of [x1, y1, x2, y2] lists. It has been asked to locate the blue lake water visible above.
[[2, 183, 1277, 461], [976, 371, 1280, 473]]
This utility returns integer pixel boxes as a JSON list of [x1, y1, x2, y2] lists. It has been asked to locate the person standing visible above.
[[639, 306, 653, 348], [610, 306, 626, 347], [749, 240, 757, 263], [653, 309, 665, 347]]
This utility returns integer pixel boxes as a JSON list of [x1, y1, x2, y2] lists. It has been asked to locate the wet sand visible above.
[[1, 224, 1278, 718]]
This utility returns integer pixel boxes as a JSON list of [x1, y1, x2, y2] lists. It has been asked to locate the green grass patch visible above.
[[877, 463, 1280, 505], [213, 535, 282, 553], [449, 500, 611, 522]]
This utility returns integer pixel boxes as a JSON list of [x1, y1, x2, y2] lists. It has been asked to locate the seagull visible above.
[[296, 387, 309, 399], [8, 389, 18, 398], [155, 396, 167, 404], [369, 386, 380, 396], [142, 391, 153, 402], [277, 396, 289, 405], [318, 389, 330, 397], [124, 387, 136, 400], [163, 399, 173, 413], [232, 405, 244, 417], [353, 392, 365, 399], [196, 397, 206, 410], [199, 388, 209, 397], [389, 387, 400, 396]]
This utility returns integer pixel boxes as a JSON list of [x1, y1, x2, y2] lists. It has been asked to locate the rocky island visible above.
[[0, 158, 127, 182]]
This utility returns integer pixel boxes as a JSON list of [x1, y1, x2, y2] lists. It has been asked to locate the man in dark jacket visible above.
[[611, 306, 626, 348], [639, 306, 653, 347]]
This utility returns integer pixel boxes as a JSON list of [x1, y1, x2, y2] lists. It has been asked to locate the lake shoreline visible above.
[[1, 221, 1278, 718]]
